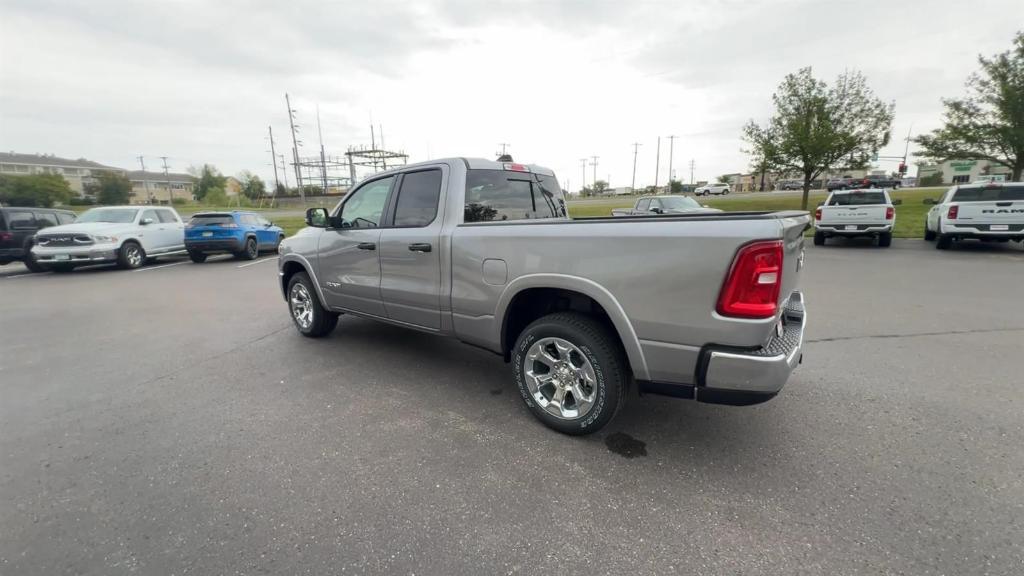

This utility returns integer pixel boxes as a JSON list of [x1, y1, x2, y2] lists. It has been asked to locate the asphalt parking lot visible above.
[[2, 240, 1023, 575]]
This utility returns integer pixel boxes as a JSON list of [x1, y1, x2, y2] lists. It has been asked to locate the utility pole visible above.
[[689, 159, 696, 185], [497, 143, 510, 158], [268, 125, 281, 195], [666, 135, 677, 192], [278, 154, 290, 189], [317, 105, 328, 193], [902, 123, 913, 176], [285, 93, 304, 204], [630, 143, 642, 193], [590, 156, 599, 191], [654, 137, 661, 190], [579, 158, 588, 193], [137, 155, 150, 203], [160, 156, 171, 204]]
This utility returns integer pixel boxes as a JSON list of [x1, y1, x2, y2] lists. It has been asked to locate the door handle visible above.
[[408, 243, 432, 252], [357, 242, 376, 250]]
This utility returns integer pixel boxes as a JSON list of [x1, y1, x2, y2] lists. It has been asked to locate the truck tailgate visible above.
[[953, 200, 1024, 224], [819, 205, 889, 225]]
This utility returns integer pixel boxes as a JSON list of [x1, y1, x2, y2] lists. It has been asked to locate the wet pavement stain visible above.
[[605, 432, 647, 458]]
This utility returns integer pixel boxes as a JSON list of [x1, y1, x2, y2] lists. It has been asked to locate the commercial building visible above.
[[0, 152, 125, 194], [917, 159, 1012, 185]]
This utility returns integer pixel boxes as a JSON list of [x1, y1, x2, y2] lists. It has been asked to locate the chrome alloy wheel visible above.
[[289, 282, 314, 329], [523, 337, 598, 420], [125, 244, 143, 267]]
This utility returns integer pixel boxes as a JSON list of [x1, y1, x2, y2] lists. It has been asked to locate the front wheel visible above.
[[287, 272, 339, 337], [236, 237, 258, 260], [23, 252, 45, 273], [513, 312, 627, 435], [117, 241, 146, 269]]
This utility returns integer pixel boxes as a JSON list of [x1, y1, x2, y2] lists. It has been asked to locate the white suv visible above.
[[924, 183, 1024, 250], [32, 206, 185, 271], [695, 183, 731, 196]]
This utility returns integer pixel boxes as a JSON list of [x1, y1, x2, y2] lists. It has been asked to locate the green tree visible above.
[[238, 171, 266, 200], [592, 180, 609, 194], [743, 67, 894, 209], [0, 173, 74, 207], [915, 31, 1024, 180], [919, 170, 944, 187], [190, 164, 227, 201], [203, 186, 228, 206], [88, 170, 132, 204], [669, 179, 683, 193], [717, 174, 733, 184]]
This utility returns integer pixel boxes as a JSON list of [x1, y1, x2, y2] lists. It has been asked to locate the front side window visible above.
[[464, 169, 566, 223], [341, 176, 394, 228], [56, 212, 76, 225], [76, 208, 138, 223], [636, 198, 651, 212], [34, 212, 59, 228], [141, 209, 159, 223], [393, 170, 442, 227], [659, 196, 702, 210]]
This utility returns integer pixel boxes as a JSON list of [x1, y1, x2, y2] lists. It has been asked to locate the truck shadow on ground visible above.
[[293, 314, 798, 475]]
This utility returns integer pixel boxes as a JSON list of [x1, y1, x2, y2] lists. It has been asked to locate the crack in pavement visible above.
[[808, 326, 1024, 344]]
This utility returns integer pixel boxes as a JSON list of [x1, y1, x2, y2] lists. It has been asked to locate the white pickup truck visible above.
[[813, 189, 895, 247], [925, 182, 1024, 249]]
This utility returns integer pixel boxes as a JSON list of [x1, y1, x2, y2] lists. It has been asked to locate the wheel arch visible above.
[[279, 254, 328, 304], [495, 274, 649, 381]]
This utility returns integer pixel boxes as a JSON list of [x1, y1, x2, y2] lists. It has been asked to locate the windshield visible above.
[[76, 208, 139, 223], [659, 196, 702, 210], [829, 191, 887, 205], [952, 185, 1024, 202]]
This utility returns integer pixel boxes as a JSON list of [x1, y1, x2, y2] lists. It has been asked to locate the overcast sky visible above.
[[2, 0, 1022, 188]]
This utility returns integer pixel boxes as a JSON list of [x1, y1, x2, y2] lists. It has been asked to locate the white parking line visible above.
[[3, 271, 51, 279], [133, 261, 190, 273], [237, 257, 277, 269]]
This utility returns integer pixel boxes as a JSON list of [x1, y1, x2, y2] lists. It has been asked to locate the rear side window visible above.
[[829, 192, 887, 205], [188, 214, 235, 227], [34, 212, 59, 228], [57, 212, 76, 225], [393, 169, 442, 227], [156, 210, 178, 223], [952, 185, 1024, 202], [464, 169, 566, 223], [5, 210, 35, 230], [241, 214, 260, 226], [141, 209, 159, 223]]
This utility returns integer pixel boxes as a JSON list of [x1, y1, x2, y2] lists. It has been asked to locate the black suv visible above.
[[0, 207, 77, 272]]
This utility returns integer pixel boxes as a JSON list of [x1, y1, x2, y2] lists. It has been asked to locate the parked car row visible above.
[[812, 182, 1024, 250], [0, 206, 284, 273]]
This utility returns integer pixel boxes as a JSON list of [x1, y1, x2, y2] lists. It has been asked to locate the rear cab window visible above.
[[463, 169, 566, 223], [828, 191, 887, 205], [56, 212, 76, 225], [156, 210, 178, 223], [952, 185, 1024, 202]]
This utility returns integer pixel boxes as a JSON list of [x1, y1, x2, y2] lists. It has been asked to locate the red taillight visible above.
[[814, 208, 822, 220], [0, 232, 12, 242], [885, 206, 894, 220], [503, 163, 528, 172], [717, 240, 784, 319], [947, 205, 958, 220]]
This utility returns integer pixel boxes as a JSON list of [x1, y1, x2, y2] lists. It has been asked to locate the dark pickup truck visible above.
[[850, 175, 901, 189]]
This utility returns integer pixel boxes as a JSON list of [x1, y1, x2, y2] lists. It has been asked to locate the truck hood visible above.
[[35, 222, 137, 237], [665, 207, 723, 214]]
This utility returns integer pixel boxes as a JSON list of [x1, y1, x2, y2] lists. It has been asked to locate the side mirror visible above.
[[264, 221, 273, 227], [650, 207, 663, 214], [305, 207, 329, 228], [892, 199, 903, 206], [140, 218, 154, 225]]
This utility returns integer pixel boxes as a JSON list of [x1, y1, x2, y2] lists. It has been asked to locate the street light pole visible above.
[[654, 136, 661, 191], [666, 135, 677, 192], [630, 143, 642, 193]]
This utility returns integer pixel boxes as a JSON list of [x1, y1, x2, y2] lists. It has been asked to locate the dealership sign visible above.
[[950, 160, 977, 172]]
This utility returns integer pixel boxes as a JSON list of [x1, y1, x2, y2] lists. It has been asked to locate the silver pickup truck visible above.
[[278, 158, 809, 435], [610, 195, 721, 216]]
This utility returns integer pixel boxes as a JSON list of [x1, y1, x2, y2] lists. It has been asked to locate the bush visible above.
[[919, 170, 944, 187], [203, 186, 228, 206], [68, 197, 95, 206], [171, 197, 188, 206]]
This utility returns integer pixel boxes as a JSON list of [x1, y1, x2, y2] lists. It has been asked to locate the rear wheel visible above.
[[878, 232, 892, 247], [287, 272, 339, 337], [924, 222, 936, 241], [936, 234, 953, 250], [813, 231, 826, 246], [188, 250, 207, 263], [117, 241, 146, 269], [513, 312, 627, 435]]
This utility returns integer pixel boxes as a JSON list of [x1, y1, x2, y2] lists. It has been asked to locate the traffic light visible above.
[[898, 162, 907, 174]]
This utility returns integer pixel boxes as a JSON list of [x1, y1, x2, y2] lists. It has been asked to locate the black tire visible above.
[[512, 312, 627, 435], [936, 234, 953, 250], [117, 241, 146, 269], [188, 251, 207, 263], [878, 232, 892, 247], [23, 253, 45, 273], [924, 224, 936, 241], [236, 237, 258, 260], [287, 272, 339, 337], [813, 231, 826, 246], [47, 263, 75, 273]]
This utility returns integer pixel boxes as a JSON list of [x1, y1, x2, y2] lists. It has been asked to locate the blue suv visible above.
[[185, 211, 284, 263]]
